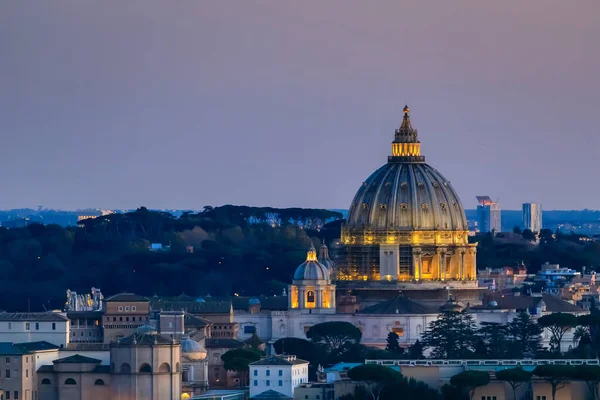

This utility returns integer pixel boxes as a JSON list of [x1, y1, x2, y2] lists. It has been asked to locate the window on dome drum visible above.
[[306, 291, 315, 307], [65, 378, 77, 385], [95, 379, 105, 386], [139, 363, 152, 373], [41, 378, 51, 384], [159, 363, 171, 373], [120, 363, 131, 374]]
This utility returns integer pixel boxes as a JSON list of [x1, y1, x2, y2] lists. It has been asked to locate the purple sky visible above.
[[1, 1, 599, 211]]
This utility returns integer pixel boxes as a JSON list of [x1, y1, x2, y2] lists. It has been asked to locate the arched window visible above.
[[159, 362, 171, 373], [65, 378, 77, 385], [120, 363, 131, 374], [307, 291, 315, 303], [41, 378, 51, 385], [94, 379, 105, 386], [176, 362, 180, 373], [139, 363, 152, 373]]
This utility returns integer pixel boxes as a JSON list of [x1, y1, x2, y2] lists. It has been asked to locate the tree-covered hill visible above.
[[0, 206, 342, 312]]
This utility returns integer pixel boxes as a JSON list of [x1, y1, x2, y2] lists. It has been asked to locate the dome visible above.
[[294, 245, 330, 281], [181, 338, 207, 361], [488, 300, 498, 307], [195, 297, 206, 303], [136, 324, 158, 334], [319, 242, 335, 271], [346, 163, 467, 231], [249, 298, 261, 305]]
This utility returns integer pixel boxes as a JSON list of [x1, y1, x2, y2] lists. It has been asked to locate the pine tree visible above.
[[421, 310, 478, 359], [408, 340, 424, 359], [385, 332, 401, 353], [507, 311, 543, 357]]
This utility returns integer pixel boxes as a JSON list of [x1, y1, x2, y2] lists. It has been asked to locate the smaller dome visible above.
[[195, 297, 206, 303], [294, 245, 330, 281], [488, 300, 498, 307], [136, 324, 158, 334], [181, 338, 207, 361], [249, 298, 261, 305]]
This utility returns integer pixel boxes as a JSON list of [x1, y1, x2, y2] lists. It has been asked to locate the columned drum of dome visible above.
[[338, 106, 477, 283]]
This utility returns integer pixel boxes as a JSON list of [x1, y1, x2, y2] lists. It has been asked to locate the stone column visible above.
[[316, 289, 323, 309], [299, 287, 306, 309], [413, 248, 422, 281], [435, 248, 444, 280], [468, 247, 477, 280], [330, 287, 336, 309], [459, 249, 466, 280]]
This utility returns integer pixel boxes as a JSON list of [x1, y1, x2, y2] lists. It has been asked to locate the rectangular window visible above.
[[279, 380, 283, 386], [132, 306, 136, 311], [132, 317, 136, 321], [14, 391, 18, 400], [25, 357, 28, 364], [125, 306, 130, 311], [6, 369, 10, 378], [8, 322, 11, 330], [266, 380, 270, 386], [126, 317, 129, 322], [26, 369, 28, 378], [254, 380, 258, 386], [279, 370, 283, 376], [6, 391, 9, 399], [254, 370, 258, 376], [244, 325, 256, 334], [266, 370, 270, 376], [52, 323, 56, 331], [35, 323, 39, 330], [6, 358, 9, 363], [25, 323, 30, 330]]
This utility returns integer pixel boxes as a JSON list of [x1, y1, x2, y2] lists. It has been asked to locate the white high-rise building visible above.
[[523, 202, 542, 233]]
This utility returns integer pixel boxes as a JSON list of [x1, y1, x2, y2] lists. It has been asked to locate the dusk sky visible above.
[[1, 1, 599, 211]]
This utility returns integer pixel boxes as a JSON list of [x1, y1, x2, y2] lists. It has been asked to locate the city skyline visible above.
[[1, 1, 599, 210]]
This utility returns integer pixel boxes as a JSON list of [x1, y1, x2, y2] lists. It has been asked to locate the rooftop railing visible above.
[[365, 359, 600, 367]]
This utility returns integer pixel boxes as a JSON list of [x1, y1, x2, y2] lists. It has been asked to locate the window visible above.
[[279, 380, 283, 386], [158, 363, 171, 373], [8, 323, 11, 330], [6, 369, 10, 378], [307, 291, 315, 303], [120, 363, 131, 374], [41, 378, 51, 385], [95, 379, 105, 385], [125, 306, 130, 311], [254, 370, 258, 376], [25, 323, 30, 330], [169, 322, 173, 328], [132, 317, 136, 321], [132, 306, 136, 311], [118, 306, 123, 311], [5, 391, 8, 399], [113, 317, 116, 322], [25, 357, 28, 364], [254, 380, 258, 386], [139, 363, 152, 373], [26, 369, 28, 378], [119, 317, 123, 321], [278, 370, 282, 376], [536, 397, 547, 400], [5, 358, 9, 363], [88, 332, 92, 337], [266, 370, 270, 376], [64, 378, 76, 385], [35, 323, 39, 330], [52, 323, 56, 331], [126, 317, 129, 322], [266, 380, 270, 386], [14, 390, 18, 399], [244, 326, 256, 334]]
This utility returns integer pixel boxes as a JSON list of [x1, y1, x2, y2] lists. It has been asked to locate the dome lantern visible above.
[[391, 104, 424, 162]]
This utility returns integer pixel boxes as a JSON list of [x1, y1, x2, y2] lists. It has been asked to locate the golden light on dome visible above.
[[306, 246, 318, 262]]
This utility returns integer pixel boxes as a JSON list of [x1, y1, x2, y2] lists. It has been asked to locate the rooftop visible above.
[[475, 293, 586, 313], [53, 354, 102, 364], [251, 355, 309, 366], [105, 293, 149, 303], [250, 389, 293, 399], [113, 333, 176, 346], [205, 338, 245, 349], [15, 341, 60, 352], [0, 343, 28, 355], [358, 296, 438, 315], [0, 312, 68, 322]]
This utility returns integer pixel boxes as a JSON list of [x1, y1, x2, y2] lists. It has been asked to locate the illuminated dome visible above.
[[338, 106, 477, 283], [293, 245, 330, 281], [249, 298, 261, 306], [181, 338, 207, 361]]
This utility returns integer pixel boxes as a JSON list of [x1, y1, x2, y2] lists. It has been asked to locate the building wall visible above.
[[38, 371, 111, 400], [110, 344, 181, 400], [0, 320, 70, 348], [250, 363, 308, 398], [0, 355, 36, 400], [103, 302, 151, 343], [159, 313, 185, 339]]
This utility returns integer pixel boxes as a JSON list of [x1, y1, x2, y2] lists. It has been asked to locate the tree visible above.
[[273, 337, 318, 364], [450, 371, 490, 400], [477, 322, 509, 359], [577, 314, 600, 358], [347, 364, 403, 400], [533, 365, 575, 400], [522, 229, 535, 242], [506, 311, 543, 357], [421, 310, 478, 359], [573, 326, 591, 347], [513, 226, 522, 234], [221, 348, 261, 386], [385, 332, 401, 354], [538, 313, 578, 353], [572, 365, 600, 400], [408, 340, 424, 359], [495, 368, 532, 400], [306, 321, 362, 357]]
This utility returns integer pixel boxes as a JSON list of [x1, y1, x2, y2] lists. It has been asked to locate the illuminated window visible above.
[[391, 327, 404, 336], [307, 291, 315, 303]]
